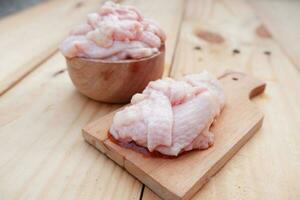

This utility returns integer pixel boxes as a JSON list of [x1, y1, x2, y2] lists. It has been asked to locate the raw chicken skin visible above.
[[110, 71, 225, 156], [59, 1, 166, 60]]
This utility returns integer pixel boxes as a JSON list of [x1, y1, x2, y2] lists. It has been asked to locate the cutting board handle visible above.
[[219, 70, 266, 100]]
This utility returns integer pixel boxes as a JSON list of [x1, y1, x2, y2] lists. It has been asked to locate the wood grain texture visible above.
[[0, 0, 104, 95], [0, 53, 142, 200], [144, 0, 300, 199], [0, 0, 185, 199], [250, 0, 300, 72], [1, 0, 300, 199], [82, 71, 266, 200]]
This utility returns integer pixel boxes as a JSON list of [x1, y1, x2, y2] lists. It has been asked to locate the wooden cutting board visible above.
[[82, 71, 266, 200]]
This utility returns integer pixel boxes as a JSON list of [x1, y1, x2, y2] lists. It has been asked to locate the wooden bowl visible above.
[[66, 45, 165, 103]]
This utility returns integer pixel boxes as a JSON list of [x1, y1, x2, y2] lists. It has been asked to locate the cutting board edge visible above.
[[82, 130, 108, 156], [81, 71, 266, 200], [82, 128, 183, 200], [182, 115, 264, 200], [82, 115, 264, 200]]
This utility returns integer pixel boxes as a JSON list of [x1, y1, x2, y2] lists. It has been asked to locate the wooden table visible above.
[[0, 0, 299, 199]]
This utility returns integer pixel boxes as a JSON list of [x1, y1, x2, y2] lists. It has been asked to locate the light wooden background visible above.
[[0, 0, 299, 199]]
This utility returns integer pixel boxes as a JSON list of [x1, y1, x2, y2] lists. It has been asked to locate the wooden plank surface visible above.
[[251, 0, 300, 71], [0, 0, 104, 95], [0, 53, 137, 200], [0, 0, 184, 199], [143, 0, 300, 199], [0, 0, 300, 199]]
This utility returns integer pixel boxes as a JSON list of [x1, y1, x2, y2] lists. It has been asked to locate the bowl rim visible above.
[[66, 44, 165, 64]]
